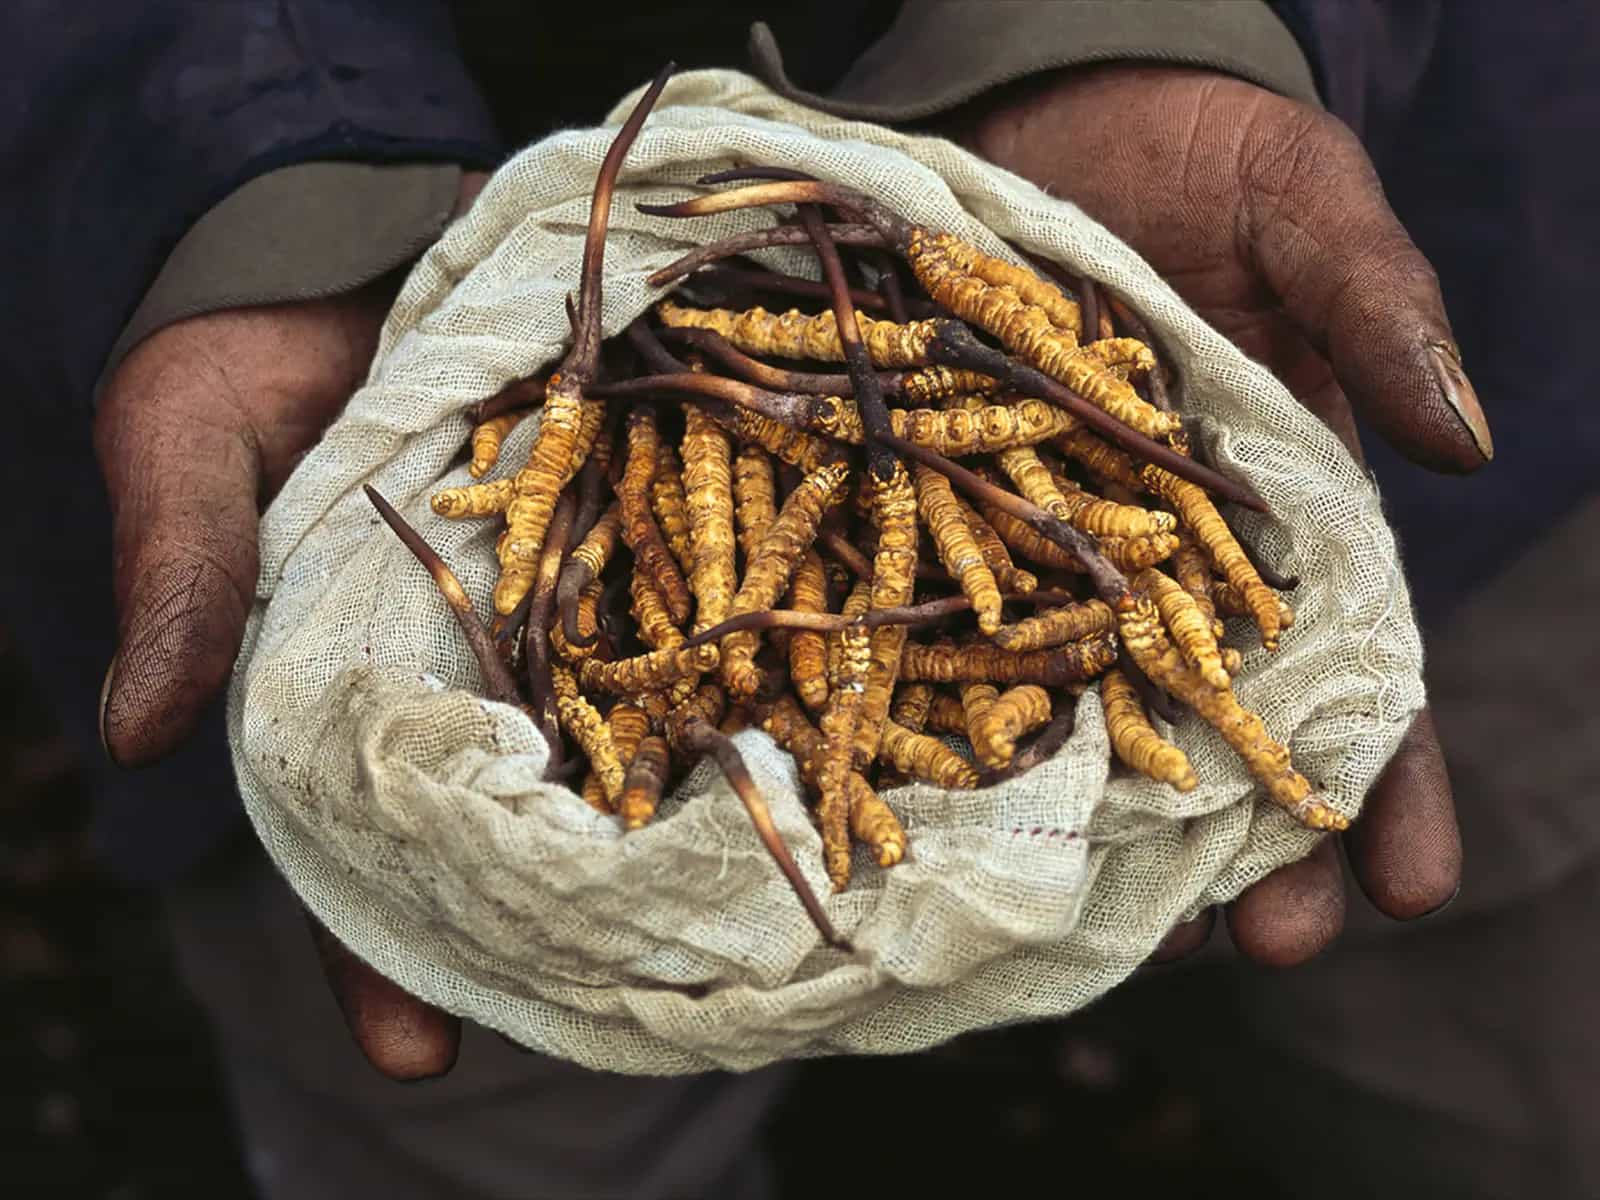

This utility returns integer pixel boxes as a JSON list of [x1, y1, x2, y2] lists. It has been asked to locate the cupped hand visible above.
[[951, 66, 1482, 964], [94, 170, 490, 1079]]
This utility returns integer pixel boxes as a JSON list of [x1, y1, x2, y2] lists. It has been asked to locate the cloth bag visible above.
[[228, 70, 1424, 1074]]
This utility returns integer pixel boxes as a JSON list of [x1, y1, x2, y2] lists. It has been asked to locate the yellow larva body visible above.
[[1055, 428, 1143, 492], [960, 680, 999, 732], [577, 642, 719, 694], [469, 411, 524, 478], [550, 579, 604, 661], [619, 736, 671, 830], [915, 463, 1002, 634], [818, 621, 870, 889], [901, 637, 1118, 686], [551, 663, 624, 805], [657, 300, 940, 368], [806, 396, 1077, 456], [1099, 668, 1196, 791], [1215, 581, 1295, 633], [968, 684, 1052, 768], [1078, 336, 1157, 375], [913, 232, 1083, 336], [1139, 568, 1230, 689], [650, 442, 694, 575], [568, 503, 621, 582], [432, 477, 516, 519], [721, 459, 850, 698], [786, 550, 831, 712], [925, 692, 969, 736], [826, 579, 873, 702], [758, 695, 905, 867], [681, 405, 737, 633], [664, 682, 728, 757], [879, 719, 979, 788], [1044, 465, 1177, 540], [731, 444, 778, 562], [1172, 532, 1222, 635], [630, 568, 684, 653], [855, 461, 918, 767], [495, 374, 594, 614], [1141, 467, 1280, 650], [890, 682, 935, 733], [1116, 600, 1339, 828], [896, 365, 1001, 405], [953, 493, 1036, 594], [990, 600, 1116, 652], [584, 700, 651, 810], [619, 408, 693, 627], [714, 404, 838, 474], [902, 233, 1180, 438], [980, 502, 1177, 574]]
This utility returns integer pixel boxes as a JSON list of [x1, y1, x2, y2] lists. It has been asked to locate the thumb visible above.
[[1241, 109, 1493, 472], [96, 333, 262, 766]]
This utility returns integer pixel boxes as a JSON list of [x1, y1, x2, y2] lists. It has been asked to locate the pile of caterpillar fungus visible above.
[[369, 67, 1332, 951]]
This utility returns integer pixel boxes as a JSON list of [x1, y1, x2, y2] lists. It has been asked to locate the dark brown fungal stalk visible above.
[[658, 326, 875, 395], [815, 528, 952, 585], [690, 263, 894, 313], [1118, 647, 1182, 727], [1100, 291, 1174, 414], [869, 249, 910, 323], [493, 63, 676, 615], [470, 371, 549, 424], [590, 371, 816, 429], [679, 592, 981, 650], [526, 491, 578, 773], [675, 716, 849, 951], [364, 486, 523, 709], [1077, 275, 1100, 347], [797, 205, 897, 481], [569, 412, 616, 547], [625, 317, 692, 375], [646, 223, 887, 289], [492, 587, 535, 665]]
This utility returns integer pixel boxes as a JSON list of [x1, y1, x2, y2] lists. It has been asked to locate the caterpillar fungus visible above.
[[372, 120, 1348, 957]]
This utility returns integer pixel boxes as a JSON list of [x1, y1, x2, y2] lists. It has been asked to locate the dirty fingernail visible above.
[[1418, 880, 1461, 919], [98, 655, 120, 766], [1429, 341, 1493, 462]]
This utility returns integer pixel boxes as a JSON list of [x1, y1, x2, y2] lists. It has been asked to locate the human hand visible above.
[[950, 66, 1481, 964], [95, 169, 490, 1078]]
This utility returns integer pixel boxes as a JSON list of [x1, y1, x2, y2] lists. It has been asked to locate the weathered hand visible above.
[[952, 66, 1482, 964], [94, 170, 489, 1078]]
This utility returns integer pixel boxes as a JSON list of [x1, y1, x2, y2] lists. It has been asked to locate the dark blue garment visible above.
[[1, 0, 502, 417]]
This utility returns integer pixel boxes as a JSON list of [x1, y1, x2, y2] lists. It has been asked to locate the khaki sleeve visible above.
[[750, 0, 1320, 121], [97, 161, 463, 397]]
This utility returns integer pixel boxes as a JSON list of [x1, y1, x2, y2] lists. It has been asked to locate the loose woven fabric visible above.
[[228, 71, 1424, 1074]]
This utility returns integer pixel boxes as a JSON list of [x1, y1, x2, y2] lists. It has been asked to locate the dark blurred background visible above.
[[0, 619, 1278, 1197]]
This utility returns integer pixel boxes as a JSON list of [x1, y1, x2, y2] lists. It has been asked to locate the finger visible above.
[[94, 333, 263, 766], [1226, 835, 1345, 967], [307, 914, 461, 1081], [1239, 108, 1492, 472], [1347, 707, 1461, 919], [1147, 906, 1217, 964]]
